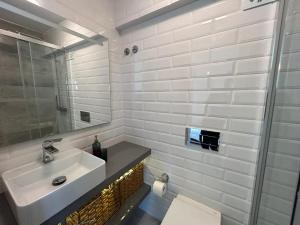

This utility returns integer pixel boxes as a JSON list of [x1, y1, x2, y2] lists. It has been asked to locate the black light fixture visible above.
[[132, 45, 138, 54], [124, 48, 130, 55]]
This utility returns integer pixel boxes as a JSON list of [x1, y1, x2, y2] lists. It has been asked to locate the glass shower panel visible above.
[[256, 0, 300, 224], [17, 39, 42, 139], [0, 35, 32, 146], [0, 34, 72, 148], [53, 52, 72, 134], [28, 42, 58, 137]]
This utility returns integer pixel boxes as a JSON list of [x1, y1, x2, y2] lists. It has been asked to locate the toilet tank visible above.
[[161, 195, 221, 225]]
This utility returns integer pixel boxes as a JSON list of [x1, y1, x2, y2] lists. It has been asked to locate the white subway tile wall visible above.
[[116, 0, 278, 224], [68, 42, 111, 129], [257, 0, 300, 224], [45, 21, 112, 128]]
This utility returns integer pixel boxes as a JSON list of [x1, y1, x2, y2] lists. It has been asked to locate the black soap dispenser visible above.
[[92, 135, 102, 158]]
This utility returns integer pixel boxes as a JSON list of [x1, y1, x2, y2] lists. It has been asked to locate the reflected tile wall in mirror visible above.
[[0, 4, 111, 148]]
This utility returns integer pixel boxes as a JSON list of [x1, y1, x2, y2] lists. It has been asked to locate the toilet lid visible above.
[[161, 195, 221, 225]]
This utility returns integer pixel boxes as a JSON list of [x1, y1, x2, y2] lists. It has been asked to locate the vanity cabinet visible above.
[[46, 141, 151, 225]]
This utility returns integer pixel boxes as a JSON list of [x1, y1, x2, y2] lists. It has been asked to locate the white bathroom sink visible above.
[[2, 148, 106, 225]]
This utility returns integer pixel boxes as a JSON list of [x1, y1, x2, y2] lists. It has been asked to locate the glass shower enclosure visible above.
[[251, 0, 300, 225], [0, 33, 71, 147]]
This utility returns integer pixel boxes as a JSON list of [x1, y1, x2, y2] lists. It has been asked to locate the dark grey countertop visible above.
[[0, 141, 151, 225]]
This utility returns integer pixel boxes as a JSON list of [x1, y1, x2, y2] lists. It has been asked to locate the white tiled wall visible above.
[[45, 21, 112, 129], [115, 0, 278, 224], [67, 42, 111, 129], [257, 0, 300, 224]]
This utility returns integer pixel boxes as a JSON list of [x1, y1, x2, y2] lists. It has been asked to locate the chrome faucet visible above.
[[42, 138, 62, 164]]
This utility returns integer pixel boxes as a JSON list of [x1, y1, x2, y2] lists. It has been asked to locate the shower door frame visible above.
[[291, 173, 300, 225], [248, 0, 297, 224], [0, 28, 60, 49]]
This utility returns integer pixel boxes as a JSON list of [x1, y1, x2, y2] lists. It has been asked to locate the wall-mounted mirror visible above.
[[0, 0, 111, 148]]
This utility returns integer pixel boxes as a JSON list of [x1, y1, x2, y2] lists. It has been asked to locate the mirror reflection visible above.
[[0, 1, 111, 148]]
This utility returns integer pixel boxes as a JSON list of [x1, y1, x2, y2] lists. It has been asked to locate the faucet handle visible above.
[[42, 138, 62, 149], [48, 138, 63, 143], [42, 140, 54, 149]]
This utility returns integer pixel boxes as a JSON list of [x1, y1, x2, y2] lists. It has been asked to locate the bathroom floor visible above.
[[0, 194, 17, 225], [124, 208, 161, 225]]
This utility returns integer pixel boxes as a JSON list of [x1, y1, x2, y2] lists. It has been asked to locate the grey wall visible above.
[[0, 30, 60, 148]]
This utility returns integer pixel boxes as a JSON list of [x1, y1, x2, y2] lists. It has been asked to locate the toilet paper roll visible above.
[[153, 181, 167, 197]]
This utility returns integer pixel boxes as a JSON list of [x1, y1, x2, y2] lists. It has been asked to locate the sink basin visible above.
[[2, 148, 106, 225]]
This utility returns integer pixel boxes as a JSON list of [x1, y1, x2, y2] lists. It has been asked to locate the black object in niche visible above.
[[101, 148, 107, 162], [132, 45, 138, 54], [186, 128, 220, 151], [124, 48, 130, 55], [92, 135, 102, 158], [80, 111, 91, 123], [200, 130, 220, 151]]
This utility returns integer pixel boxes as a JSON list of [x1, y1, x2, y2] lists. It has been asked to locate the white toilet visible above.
[[161, 195, 221, 225]]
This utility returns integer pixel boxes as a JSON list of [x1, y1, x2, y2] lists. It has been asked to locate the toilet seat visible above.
[[161, 195, 221, 225]]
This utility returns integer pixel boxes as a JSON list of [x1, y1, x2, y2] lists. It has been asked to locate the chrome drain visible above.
[[52, 176, 67, 186]]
